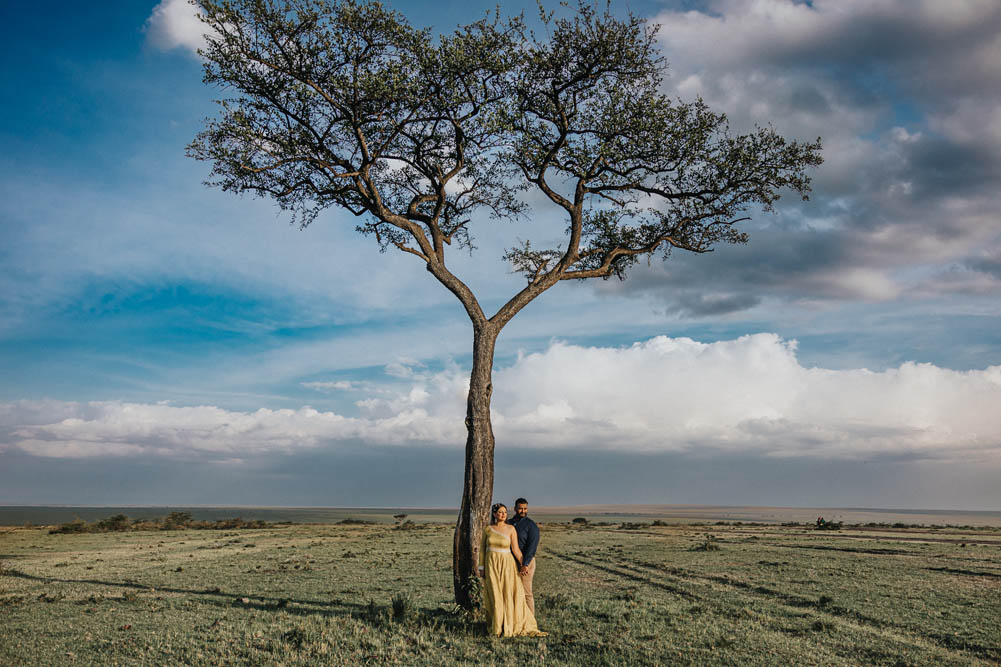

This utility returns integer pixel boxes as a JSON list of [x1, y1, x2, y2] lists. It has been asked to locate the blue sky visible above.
[[2, 0, 1001, 510]]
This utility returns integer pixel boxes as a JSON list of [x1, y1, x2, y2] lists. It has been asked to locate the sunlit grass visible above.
[[2, 521, 999, 664]]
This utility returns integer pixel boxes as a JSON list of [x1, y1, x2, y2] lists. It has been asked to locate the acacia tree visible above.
[[189, 0, 822, 606]]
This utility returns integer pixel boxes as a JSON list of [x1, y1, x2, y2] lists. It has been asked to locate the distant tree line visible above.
[[48, 512, 282, 534]]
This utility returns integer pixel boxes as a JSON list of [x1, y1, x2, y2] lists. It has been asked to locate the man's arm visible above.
[[521, 520, 540, 567]]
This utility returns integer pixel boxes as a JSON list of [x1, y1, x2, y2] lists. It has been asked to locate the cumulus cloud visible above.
[[145, 0, 209, 53], [492, 336, 1001, 461], [5, 335, 1001, 463]]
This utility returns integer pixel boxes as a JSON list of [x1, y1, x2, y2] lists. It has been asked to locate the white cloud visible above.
[[7, 403, 366, 459], [495, 336, 1001, 461], [145, 0, 209, 53], [5, 335, 1001, 463]]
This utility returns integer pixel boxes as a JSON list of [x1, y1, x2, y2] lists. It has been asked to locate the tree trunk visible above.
[[452, 324, 498, 607]]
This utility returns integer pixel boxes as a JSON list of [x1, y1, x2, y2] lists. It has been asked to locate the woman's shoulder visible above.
[[490, 523, 515, 536]]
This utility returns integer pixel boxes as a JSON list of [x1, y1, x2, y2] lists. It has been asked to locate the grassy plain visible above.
[[2, 520, 1000, 665]]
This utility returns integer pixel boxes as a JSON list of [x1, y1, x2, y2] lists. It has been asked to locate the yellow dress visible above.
[[481, 526, 546, 637]]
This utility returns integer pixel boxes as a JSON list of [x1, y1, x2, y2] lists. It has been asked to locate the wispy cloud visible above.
[[301, 381, 359, 392]]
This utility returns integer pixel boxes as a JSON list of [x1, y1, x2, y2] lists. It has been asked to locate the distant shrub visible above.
[[338, 518, 376, 525], [691, 534, 721, 551], [391, 592, 416, 621], [212, 518, 270, 530], [360, 598, 389, 626], [651, 520, 668, 527], [164, 511, 193, 529], [571, 517, 588, 525], [49, 513, 278, 534], [50, 519, 89, 534], [96, 514, 130, 532], [618, 522, 648, 530], [815, 521, 842, 531], [280, 627, 310, 649]]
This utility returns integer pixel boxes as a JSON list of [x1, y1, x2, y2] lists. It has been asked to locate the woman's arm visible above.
[[508, 526, 524, 567], [478, 528, 487, 576]]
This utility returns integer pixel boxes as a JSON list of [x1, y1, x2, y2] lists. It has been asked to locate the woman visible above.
[[477, 503, 547, 637]]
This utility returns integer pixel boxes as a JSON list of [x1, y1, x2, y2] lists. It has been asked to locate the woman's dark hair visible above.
[[490, 503, 507, 524]]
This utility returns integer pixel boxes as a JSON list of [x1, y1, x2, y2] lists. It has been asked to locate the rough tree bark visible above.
[[449, 267, 562, 603], [452, 324, 498, 606]]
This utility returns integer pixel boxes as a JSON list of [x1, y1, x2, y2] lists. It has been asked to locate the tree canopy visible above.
[[190, 0, 820, 319], [189, 0, 822, 606]]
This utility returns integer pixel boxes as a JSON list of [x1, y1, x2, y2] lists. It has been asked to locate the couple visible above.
[[477, 498, 548, 637]]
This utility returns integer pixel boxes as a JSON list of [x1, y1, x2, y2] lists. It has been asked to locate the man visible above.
[[508, 497, 540, 614]]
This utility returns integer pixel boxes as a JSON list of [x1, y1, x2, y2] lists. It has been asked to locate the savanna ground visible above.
[[2, 518, 1000, 665]]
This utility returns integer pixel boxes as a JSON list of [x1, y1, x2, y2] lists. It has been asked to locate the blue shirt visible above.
[[508, 515, 540, 567]]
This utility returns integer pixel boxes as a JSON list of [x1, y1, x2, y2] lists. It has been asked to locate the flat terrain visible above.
[[7, 504, 1001, 524], [2, 521, 1000, 665], [5, 505, 1001, 527]]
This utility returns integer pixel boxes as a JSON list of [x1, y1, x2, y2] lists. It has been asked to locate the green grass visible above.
[[2, 522, 1000, 665]]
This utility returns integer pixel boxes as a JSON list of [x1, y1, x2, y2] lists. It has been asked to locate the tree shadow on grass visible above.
[[1, 566, 487, 636], [1, 567, 373, 616]]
